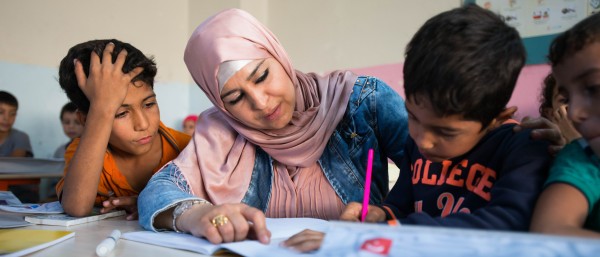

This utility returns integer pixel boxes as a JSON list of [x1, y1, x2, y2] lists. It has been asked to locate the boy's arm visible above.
[[395, 132, 550, 230], [61, 106, 115, 216], [9, 149, 29, 157], [60, 43, 142, 217], [530, 183, 600, 237], [382, 140, 414, 218]]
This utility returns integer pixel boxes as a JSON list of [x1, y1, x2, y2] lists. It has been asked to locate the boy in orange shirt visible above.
[[55, 40, 190, 219]]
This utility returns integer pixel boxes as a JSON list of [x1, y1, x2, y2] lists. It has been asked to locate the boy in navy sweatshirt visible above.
[[368, 4, 551, 230], [284, 5, 551, 252], [358, 4, 550, 230]]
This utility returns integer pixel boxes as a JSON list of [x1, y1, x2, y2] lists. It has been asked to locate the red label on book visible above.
[[360, 237, 392, 255]]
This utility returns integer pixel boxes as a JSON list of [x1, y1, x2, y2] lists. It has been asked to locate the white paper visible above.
[[122, 217, 330, 256], [318, 222, 600, 257], [0, 201, 64, 214], [0, 191, 22, 205]]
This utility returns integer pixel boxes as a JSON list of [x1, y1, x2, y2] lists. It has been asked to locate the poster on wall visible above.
[[476, 0, 587, 38], [468, 0, 597, 64], [589, 0, 600, 14]]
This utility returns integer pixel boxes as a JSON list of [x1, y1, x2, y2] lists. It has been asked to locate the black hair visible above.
[[548, 12, 600, 66], [58, 39, 157, 114], [539, 74, 556, 118], [0, 91, 18, 108], [59, 102, 78, 120], [403, 4, 526, 127]]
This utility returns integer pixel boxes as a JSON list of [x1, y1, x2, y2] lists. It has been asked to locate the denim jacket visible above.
[[139, 76, 408, 231]]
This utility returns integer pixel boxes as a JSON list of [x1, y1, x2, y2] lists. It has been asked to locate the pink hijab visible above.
[[175, 8, 357, 204]]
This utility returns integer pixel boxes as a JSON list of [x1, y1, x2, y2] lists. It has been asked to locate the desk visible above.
[[22, 216, 210, 257], [0, 173, 63, 191], [17, 216, 600, 257], [0, 158, 64, 199]]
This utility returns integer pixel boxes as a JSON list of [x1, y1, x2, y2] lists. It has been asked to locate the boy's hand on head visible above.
[[282, 229, 325, 253], [339, 202, 386, 223], [101, 195, 138, 220], [513, 116, 566, 155], [73, 42, 144, 113]]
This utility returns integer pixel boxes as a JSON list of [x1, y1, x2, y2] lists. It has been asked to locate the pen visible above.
[[361, 148, 374, 222], [96, 229, 121, 257]]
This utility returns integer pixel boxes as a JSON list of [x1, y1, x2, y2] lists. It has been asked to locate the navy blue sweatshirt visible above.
[[383, 124, 550, 231]]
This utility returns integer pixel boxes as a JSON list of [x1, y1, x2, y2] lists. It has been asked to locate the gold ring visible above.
[[211, 214, 229, 227]]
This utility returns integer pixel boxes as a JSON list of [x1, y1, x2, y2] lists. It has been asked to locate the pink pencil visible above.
[[361, 148, 374, 222]]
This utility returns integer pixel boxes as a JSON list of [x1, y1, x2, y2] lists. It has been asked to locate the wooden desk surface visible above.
[[17, 215, 600, 257], [0, 157, 64, 179], [22, 216, 210, 257]]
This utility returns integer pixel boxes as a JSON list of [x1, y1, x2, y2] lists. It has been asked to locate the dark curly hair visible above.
[[403, 4, 525, 127], [548, 12, 600, 66], [58, 39, 157, 114], [59, 102, 78, 120], [539, 74, 556, 118], [0, 91, 18, 108]]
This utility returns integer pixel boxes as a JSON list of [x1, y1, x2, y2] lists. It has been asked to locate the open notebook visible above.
[[122, 218, 330, 256]]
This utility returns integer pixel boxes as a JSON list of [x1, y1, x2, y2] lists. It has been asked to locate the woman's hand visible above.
[[282, 229, 325, 253], [178, 203, 271, 244], [339, 202, 387, 223], [73, 42, 143, 114], [101, 196, 138, 220], [282, 202, 387, 253]]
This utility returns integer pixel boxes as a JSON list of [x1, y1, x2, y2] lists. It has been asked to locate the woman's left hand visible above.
[[282, 229, 325, 253], [101, 196, 138, 220]]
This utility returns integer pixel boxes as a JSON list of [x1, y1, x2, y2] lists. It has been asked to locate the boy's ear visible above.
[[76, 111, 87, 126], [489, 106, 518, 129]]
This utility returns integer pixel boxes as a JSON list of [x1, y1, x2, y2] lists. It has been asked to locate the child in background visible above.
[[53, 102, 83, 158], [0, 91, 33, 157], [530, 13, 600, 238], [285, 5, 551, 251], [54, 39, 191, 219], [538, 73, 581, 144], [181, 114, 197, 136]]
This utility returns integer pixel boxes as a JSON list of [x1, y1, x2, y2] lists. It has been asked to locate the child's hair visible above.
[[58, 39, 157, 114], [549, 12, 600, 66], [0, 91, 18, 108], [403, 4, 526, 127], [539, 74, 556, 117], [59, 102, 78, 120], [539, 73, 556, 118], [183, 114, 198, 125]]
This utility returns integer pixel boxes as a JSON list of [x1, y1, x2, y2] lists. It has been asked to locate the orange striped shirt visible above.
[[55, 122, 190, 205]]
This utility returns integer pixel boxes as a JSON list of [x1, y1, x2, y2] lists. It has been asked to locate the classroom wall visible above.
[[350, 63, 552, 120], [0, 0, 463, 157]]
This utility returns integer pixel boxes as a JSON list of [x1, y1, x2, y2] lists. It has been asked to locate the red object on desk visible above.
[[0, 179, 41, 191], [360, 237, 392, 255]]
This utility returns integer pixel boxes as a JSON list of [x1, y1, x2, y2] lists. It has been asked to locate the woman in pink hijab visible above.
[[138, 8, 409, 244]]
